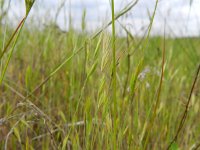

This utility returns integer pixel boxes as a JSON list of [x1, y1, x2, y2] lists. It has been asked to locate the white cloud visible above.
[[5, 0, 200, 37]]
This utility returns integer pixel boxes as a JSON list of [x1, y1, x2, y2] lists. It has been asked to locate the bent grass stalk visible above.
[[0, 0, 35, 85], [0, 18, 25, 60], [0, 18, 26, 85]]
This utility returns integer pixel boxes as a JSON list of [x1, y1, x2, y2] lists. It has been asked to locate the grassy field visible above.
[[0, 0, 200, 149]]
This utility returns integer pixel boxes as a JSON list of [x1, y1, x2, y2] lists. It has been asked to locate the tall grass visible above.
[[0, 0, 200, 150]]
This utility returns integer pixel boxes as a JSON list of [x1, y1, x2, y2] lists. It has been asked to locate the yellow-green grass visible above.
[[0, 2, 200, 149]]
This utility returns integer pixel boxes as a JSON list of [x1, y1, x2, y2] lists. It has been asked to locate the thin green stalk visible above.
[[111, 0, 117, 149], [0, 17, 25, 60], [0, 18, 26, 85], [111, 0, 116, 107], [123, 35, 130, 98], [20, 48, 82, 102]]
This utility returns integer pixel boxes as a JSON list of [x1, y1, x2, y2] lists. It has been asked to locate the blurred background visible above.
[[1, 0, 200, 36]]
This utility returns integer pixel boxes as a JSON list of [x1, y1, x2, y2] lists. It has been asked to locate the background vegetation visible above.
[[0, 0, 200, 149]]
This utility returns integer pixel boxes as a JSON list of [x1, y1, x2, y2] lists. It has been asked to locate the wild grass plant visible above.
[[0, 0, 200, 149]]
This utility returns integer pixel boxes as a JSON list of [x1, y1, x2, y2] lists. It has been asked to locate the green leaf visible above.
[[25, 65, 32, 90], [170, 142, 179, 150], [87, 61, 98, 79], [94, 34, 102, 59], [13, 127, 21, 143], [62, 135, 70, 150], [59, 111, 67, 122], [81, 8, 86, 32], [26, 136, 29, 150], [25, 0, 35, 15]]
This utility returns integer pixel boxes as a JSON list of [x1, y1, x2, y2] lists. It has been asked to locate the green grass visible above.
[[0, 1, 200, 150]]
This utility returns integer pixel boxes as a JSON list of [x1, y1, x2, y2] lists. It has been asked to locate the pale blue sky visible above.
[[5, 0, 200, 37]]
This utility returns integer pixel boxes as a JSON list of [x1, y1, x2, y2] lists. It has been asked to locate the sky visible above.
[[3, 0, 200, 37]]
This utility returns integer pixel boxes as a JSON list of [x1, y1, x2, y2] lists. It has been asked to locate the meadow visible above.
[[0, 0, 200, 149]]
